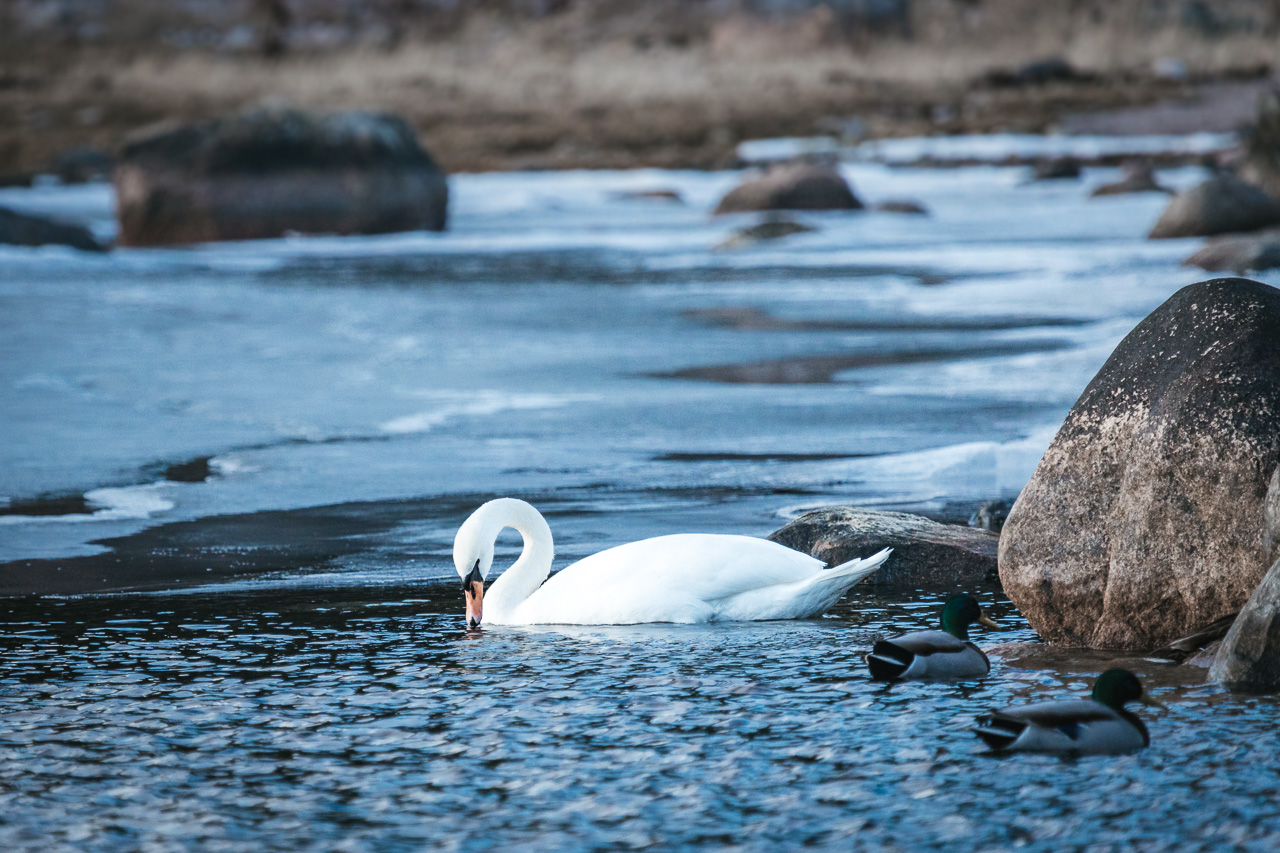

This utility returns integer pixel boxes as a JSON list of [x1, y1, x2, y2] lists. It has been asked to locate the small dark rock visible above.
[[968, 499, 1013, 533], [1148, 172, 1280, 239], [1030, 157, 1082, 181], [0, 206, 107, 252], [1089, 162, 1170, 197], [872, 199, 928, 215], [769, 507, 999, 589], [713, 161, 862, 215], [49, 146, 114, 183], [715, 215, 817, 250], [984, 57, 1085, 88], [613, 189, 683, 203]]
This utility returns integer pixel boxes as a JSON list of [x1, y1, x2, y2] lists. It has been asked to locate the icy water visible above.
[[3, 151, 1280, 849]]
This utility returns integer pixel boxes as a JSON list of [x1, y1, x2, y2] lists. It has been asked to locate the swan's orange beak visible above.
[[465, 579, 484, 628], [461, 560, 485, 629]]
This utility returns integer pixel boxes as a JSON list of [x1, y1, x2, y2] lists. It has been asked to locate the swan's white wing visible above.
[[508, 534, 825, 624]]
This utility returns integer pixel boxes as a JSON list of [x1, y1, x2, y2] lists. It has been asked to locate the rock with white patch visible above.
[[999, 277, 1280, 649]]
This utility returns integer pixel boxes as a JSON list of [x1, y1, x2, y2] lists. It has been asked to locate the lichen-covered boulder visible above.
[[713, 162, 861, 215], [0, 207, 106, 252], [768, 507, 998, 589], [999, 278, 1280, 649], [114, 105, 448, 246], [1148, 173, 1280, 239]]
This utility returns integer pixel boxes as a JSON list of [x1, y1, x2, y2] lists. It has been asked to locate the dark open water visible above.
[[3, 152, 1280, 849], [2, 588, 1277, 851]]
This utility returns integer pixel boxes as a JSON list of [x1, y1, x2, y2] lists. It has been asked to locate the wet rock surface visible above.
[[114, 105, 449, 246], [713, 162, 861, 215], [1148, 172, 1280, 239], [768, 507, 999, 589], [0, 206, 106, 252], [1211, 556, 1280, 692], [999, 277, 1280, 649]]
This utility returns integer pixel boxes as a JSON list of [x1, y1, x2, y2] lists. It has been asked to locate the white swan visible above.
[[452, 498, 891, 627]]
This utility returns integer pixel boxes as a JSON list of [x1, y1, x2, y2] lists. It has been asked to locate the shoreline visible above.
[[1, 39, 1273, 179]]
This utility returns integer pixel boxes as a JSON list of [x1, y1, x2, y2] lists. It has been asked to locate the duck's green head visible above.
[[940, 594, 998, 640], [1091, 668, 1165, 710]]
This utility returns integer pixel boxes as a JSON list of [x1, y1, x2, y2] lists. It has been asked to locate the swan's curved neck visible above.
[[476, 499, 554, 622]]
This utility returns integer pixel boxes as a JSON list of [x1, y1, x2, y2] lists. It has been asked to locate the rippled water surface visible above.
[[4, 150, 1280, 849], [2, 588, 1278, 851]]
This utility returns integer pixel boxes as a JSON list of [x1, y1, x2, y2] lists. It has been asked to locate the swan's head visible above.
[[453, 510, 495, 629], [452, 498, 552, 629]]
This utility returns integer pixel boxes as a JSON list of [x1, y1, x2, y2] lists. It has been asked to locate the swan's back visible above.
[[505, 534, 836, 625]]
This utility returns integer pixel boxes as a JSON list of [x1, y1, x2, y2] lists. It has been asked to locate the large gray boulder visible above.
[[999, 278, 1280, 649], [1148, 172, 1280, 239], [768, 507, 999, 589], [114, 105, 448, 246], [0, 207, 106, 252], [714, 162, 862, 215]]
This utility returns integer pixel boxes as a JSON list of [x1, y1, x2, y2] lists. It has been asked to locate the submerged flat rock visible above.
[[768, 507, 998, 589]]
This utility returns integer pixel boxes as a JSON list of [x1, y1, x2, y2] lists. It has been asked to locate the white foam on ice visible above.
[[738, 132, 1237, 164], [0, 483, 175, 525]]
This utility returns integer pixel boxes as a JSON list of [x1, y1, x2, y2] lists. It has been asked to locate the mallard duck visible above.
[[866, 594, 998, 681], [973, 668, 1164, 755], [452, 498, 891, 626]]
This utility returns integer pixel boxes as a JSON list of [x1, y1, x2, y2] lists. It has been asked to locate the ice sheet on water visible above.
[[1, 141, 1277, 575], [737, 131, 1237, 164]]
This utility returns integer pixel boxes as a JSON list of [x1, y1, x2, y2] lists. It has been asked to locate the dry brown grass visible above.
[[2, 1, 1278, 175]]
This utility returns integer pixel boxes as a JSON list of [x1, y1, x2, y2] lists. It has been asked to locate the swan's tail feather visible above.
[[811, 547, 892, 588]]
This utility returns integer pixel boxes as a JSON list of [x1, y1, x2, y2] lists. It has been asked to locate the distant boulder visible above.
[[983, 57, 1087, 88], [1000, 278, 1280, 649], [713, 162, 862, 215], [0, 207, 107, 252], [1090, 162, 1169, 197], [769, 507, 999, 589], [1185, 230, 1280, 274], [1239, 88, 1280, 200], [114, 105, 448, 247], [1030, 157, 1081, 181], [612, 188, 684, 203], [49, 147, 114, 184], [873, 199, 929, 215], [714, 215, 816, 250], [1148, 172, 1280, 239]]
